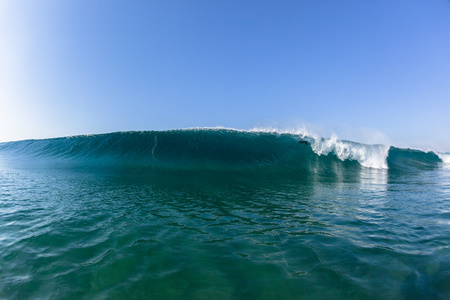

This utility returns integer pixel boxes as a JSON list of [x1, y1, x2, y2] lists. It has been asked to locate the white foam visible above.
[[310, 135, 390, 169], [438, 153, 450, 164], [249, 126, 313, 137]]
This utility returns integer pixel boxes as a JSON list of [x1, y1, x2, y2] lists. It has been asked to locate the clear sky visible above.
[[1, 0, 450, 151]]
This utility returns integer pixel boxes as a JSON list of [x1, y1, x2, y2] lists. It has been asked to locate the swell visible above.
[[387, 147, 442, 171], [0, 128, 446, 173]]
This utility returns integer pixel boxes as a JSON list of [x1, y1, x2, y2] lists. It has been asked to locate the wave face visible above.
[[0, 129, 445, 173]]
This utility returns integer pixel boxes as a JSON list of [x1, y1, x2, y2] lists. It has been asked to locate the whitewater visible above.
[[1, 128, 449, 299]]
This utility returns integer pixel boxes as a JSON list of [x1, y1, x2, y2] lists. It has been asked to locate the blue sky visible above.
[[1, 0, 449, 150]]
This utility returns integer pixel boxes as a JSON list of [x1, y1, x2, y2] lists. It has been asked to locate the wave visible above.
[[0, 128, 446, 173]]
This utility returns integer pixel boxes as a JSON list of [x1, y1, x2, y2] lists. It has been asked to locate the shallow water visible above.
[[1, 130, 450, 299]]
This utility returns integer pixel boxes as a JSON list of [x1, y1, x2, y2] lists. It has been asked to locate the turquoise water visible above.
[[1, 129, 449, 299]]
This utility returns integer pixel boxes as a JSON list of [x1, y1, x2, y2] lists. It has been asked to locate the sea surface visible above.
[[0, 128, 449, 299]]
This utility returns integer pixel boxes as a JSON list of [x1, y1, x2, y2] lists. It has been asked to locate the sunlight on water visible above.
[[359, 168, 388, 191]]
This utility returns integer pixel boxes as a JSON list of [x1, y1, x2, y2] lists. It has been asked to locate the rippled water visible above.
[[1, 157, 450, 299]]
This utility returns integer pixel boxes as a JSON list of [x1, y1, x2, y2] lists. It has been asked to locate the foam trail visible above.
[[310, 135, 390, 169], [250, 126, 312, 138]]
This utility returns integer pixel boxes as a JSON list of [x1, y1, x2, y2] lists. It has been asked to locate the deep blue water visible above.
[[1, 129, 449, 299]]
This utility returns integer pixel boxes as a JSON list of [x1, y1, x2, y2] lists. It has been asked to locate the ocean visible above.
[[0, 128, 449, 299]]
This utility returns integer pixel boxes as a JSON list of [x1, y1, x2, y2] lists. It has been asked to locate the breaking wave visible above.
[[0, 128, 446, 173]]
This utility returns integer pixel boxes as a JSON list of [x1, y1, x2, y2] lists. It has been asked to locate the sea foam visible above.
[[310, 135, 390, 169]]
